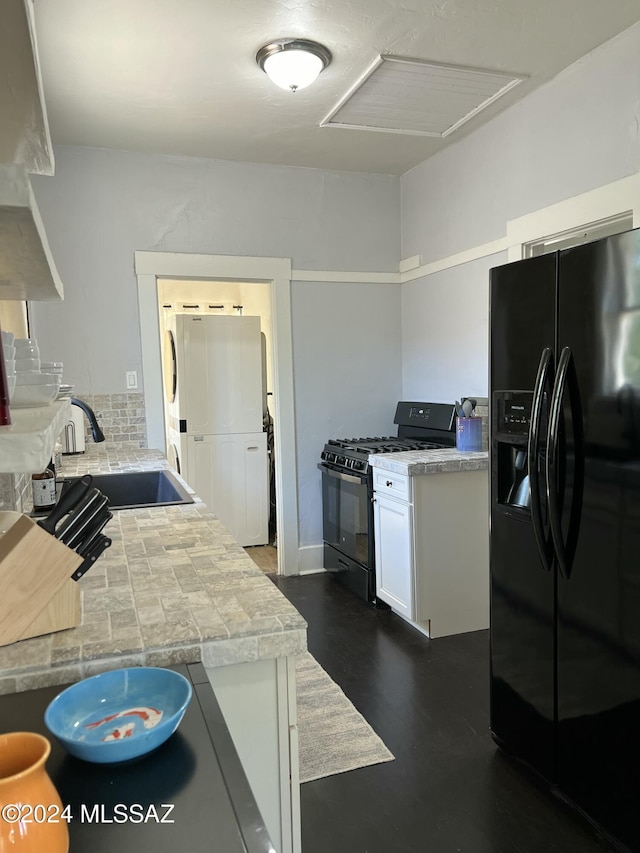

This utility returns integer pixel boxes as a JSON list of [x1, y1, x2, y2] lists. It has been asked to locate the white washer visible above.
[[165, 425, 183, 476]]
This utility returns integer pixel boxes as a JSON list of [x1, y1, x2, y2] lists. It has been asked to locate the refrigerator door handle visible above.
[[546, 346, 585, 579], [528, 347, 555, 572]]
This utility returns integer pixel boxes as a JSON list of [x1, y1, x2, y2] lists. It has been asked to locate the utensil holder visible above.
[[0, 514, 83, 647], [456, 417, 482, 452]]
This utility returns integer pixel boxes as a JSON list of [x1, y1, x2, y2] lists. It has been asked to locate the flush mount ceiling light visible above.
[[256, 39, 331, 92]]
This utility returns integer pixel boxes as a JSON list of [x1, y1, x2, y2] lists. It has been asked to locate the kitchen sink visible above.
[[59, 470, 194, 510]]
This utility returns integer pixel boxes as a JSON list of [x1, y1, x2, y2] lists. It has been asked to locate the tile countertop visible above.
[[0, 447, 307, 695], [369, 447, 489, 476]]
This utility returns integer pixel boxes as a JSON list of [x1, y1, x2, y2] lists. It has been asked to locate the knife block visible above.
[[0, 515, 83, 647]]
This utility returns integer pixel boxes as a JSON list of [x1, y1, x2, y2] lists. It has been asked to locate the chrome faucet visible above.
[[70, 397, 105, 443]]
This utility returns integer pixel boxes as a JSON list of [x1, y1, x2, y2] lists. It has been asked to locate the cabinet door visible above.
[[177, 314, 263, 435], [184, 432, 268, 546], [374, 494, 414, 619]]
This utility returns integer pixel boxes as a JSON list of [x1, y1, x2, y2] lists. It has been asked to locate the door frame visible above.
[[135, 250, 298, 576]]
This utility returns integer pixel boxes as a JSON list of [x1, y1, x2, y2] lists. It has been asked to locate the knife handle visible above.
[[37, 474, 94, 535], [64, 495, 110, 549], [72, 535, 112, 581], [56, 488, 102, 543], [76, 511, 113, 557]]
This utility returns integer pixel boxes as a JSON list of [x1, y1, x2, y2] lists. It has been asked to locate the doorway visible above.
[[157, 277, 278, 563], [135, 251, 298, 576]]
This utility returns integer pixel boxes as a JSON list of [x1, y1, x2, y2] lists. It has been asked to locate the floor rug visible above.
[[296, 652, 395, 783]]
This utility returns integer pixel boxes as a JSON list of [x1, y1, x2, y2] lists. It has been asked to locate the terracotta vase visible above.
[[0, 732, 69, 853]]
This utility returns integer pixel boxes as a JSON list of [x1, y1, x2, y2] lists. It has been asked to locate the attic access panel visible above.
[[321, 54, 526, 137]]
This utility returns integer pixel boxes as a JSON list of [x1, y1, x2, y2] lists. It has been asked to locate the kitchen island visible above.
[[369, 447, 489, 638], [0, 446, 306, 853]]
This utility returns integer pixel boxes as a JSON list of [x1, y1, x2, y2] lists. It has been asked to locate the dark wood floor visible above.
[[271, 573, 616, 853]]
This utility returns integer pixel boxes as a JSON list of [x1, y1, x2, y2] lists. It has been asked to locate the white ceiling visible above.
[[33, 0, 640, 176]]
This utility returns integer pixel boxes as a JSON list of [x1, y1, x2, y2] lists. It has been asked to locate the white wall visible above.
[[292, 280, 402, 546], [402, 253, 505, 403], [28, 145, 401, 554], [400, 22, 640, 400], [30, 146, 399, 393]]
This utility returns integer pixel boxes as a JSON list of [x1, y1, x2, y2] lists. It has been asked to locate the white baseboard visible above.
[[295, 544, 324, 574]]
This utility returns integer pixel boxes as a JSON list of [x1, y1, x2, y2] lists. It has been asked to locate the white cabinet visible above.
[[170, 314, 263, 435], [184, 431, 269, 546], [372, 468, 410, 501], [373, 492, 414, 619], [205, 656, 300, 853], [373, 467, 489, 638]]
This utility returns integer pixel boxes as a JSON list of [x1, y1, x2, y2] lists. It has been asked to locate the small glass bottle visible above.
[[32, 468, 56, 511]]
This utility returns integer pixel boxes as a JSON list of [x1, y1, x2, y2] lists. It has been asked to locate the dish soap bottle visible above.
[[31, 467, 56, 512]]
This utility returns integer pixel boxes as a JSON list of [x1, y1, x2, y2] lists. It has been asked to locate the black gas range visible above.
[[318, 402, 456, 603]]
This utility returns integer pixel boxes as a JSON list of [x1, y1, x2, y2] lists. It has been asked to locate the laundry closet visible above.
[[158, 280, 274, 547]]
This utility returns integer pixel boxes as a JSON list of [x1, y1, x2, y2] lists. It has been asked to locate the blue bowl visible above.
[[44, 667, 192, 763]]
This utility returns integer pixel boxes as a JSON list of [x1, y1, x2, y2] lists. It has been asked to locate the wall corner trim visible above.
[[291, 269, 400, 284], [135, 251, 292, 279], [400, 170, 640, 282], [399, 254, 422, 273]]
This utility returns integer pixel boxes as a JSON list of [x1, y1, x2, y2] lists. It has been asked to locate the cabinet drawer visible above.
[[372, 469, 410, 501]]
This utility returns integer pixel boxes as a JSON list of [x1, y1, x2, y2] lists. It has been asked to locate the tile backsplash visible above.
[[75, 393, 148, 449], [0, 472, 30, 513]]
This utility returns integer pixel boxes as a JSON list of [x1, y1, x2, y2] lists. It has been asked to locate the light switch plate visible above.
[[126, 370, 138, 390]]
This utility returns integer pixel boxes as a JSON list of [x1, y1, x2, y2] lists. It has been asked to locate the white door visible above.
[[374, 493, 415, 619]]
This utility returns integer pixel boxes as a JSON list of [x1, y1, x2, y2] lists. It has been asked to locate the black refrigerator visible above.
[[489, 227, 640, 852]]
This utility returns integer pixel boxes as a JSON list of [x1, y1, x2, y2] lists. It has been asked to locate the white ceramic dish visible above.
[[15, 372, 62, 387], [1, 331, 14, 347], [10, 383, 58, 407], [40, 362, 63, 370], [3, 345, 15, 360], [13, 344, 39, 359], [6, 375, 16, 400], [14, 357, 41, 371], [13, 338, 37, 347], [4, 360, 15, 375]]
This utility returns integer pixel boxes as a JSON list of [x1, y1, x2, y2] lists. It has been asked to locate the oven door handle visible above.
[[317, 463, 366, 485]]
